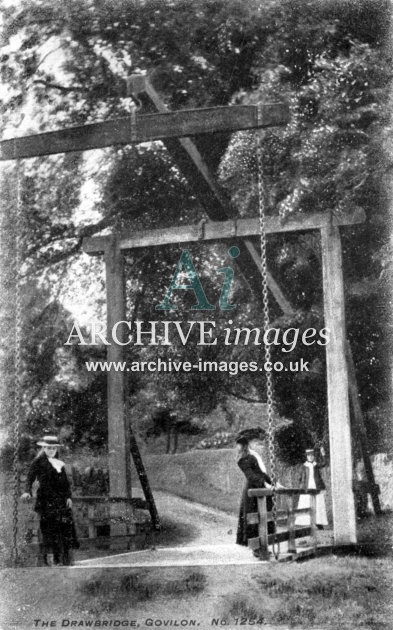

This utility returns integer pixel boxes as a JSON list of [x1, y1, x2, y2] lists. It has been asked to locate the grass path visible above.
[[1, 556, 393, 629]]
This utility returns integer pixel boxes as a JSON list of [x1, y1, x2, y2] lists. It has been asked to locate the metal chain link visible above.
[[12, 159, 23, 565], [256, 105, 278, 559]]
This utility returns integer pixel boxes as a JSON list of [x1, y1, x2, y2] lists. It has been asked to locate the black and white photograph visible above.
[[0, 0, 392, 627]]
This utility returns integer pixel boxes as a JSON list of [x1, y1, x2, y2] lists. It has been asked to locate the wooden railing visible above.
[[23, 496, 151, 553], [72, 496, 148, 543], [247, 488, 319, 559]]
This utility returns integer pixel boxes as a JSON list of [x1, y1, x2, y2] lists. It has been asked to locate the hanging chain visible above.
[[256, 105, 278, 558], [12, 159, 23, 566]]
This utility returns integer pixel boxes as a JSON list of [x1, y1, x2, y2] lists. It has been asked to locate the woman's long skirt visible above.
[[236, 484, 274, 546], [295, 491, 328, 527], [39, 505, 79, 565]]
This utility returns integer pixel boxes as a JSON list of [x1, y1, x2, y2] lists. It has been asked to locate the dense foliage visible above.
[[0, 0, 391, 459]]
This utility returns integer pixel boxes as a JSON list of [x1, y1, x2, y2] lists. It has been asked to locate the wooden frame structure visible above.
[[247, 488, 319, 560], [83, 210, 361, 546], [2, 74, 379, 552]]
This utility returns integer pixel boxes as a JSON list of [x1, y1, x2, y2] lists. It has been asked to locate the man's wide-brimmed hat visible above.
[[305, 448, 315, 454], [236, 427, 266, 444], [37, 435, 60, 447]]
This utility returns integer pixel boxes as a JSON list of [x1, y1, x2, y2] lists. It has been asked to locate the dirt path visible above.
[[154, 489, 239, 545], [77, 490, 260, 567]]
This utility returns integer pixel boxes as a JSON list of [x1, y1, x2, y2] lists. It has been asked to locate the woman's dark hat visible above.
[[235, 434, 249, 445], [37, 435, 60, 447], [236, 427, 266, 444]]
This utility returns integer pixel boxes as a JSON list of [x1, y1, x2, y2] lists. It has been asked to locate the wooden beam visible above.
[[346, 340, 382, 515], [310, 494, 318, 553], [244, 240, 295, 316], [247, 528, 312, 549], [104, 237, 134, 542], [129, 430, 161, 531], [249, 488, 318, 497], [0, 104, 289, 161], [256, 496, 269, 560], [136, 76, 293, 315], [83, 210, 366, 254], [321, 224, 357, 545], [287, 495, 296, 554], [105, 237, 131, 498]]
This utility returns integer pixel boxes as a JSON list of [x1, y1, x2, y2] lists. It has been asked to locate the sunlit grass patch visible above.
[[77, 569, 207, 614], [221, 557, 393, 627]]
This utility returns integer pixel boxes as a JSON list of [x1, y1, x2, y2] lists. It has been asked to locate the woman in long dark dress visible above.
[[21, 435, 79, 566], [236, 430, 275, 550]]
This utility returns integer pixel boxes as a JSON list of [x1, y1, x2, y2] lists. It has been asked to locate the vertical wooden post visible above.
[[346, 341, 382, 514], [310, 493, 318, 553], [321, 224, 357, 544], [105, 237, 133, 543], [287, 495, 296, 554], [257, 496, 269, 560], [87, 504, 96, 539]]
